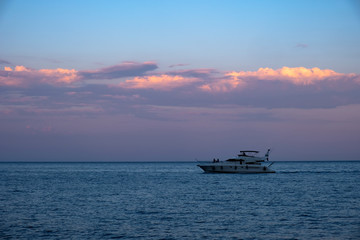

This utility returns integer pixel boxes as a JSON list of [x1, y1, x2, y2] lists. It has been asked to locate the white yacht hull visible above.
[[197, 163, 275, 173]]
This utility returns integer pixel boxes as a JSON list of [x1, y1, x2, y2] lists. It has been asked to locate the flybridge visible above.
[[238, 150, 260, 157]]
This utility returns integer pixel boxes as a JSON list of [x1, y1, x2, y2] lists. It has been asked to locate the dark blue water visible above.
[[1, 161, 359, 239]]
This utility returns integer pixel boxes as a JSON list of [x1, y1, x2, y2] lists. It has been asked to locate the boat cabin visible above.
[[226, 158, 245, 164]]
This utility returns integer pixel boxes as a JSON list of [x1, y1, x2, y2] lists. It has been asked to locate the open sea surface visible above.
[[0, 161, 359, 239]]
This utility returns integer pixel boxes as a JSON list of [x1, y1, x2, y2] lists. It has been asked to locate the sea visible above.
[[0, 161, 359, 240]]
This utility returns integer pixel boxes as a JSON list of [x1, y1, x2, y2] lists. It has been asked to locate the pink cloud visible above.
[[0, 62, 158, 87], [201, 67, 359, 92], [200, 76, 245, 92], [118, 74, 200, 90], [102, 94, 142, 100], [228, 67, 349, 84], [65, 91, 92, 96], [2, 63, 359, 100], [0, 65, 79, 87], [38, 68, 78, 84]]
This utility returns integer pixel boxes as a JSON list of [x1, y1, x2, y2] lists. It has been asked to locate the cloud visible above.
[[1, 62, 359, 112], [78, 62, 158, 80], [168, 63, 189, 68], [201, 67, 359, 92], [102, 94, 142, 101], [118, 74, 200, 90], [166, 68, 217, 78], [199, 75, 244, 92], [38, 68, 78, 84], [8, 64, 351, 92], [229, 67, 353, 84], [0, 59, 11, 65], [0, 66, 79, 87], [121, 68, 220, 91], [0, 62, 158, 87], [295, 43, 308, 48]]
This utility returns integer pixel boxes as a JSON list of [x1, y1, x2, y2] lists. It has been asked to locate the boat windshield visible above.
[[238, 151, 259, 157]]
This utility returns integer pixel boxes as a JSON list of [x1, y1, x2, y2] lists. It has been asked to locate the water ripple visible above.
[[0, 161, 359, 239]]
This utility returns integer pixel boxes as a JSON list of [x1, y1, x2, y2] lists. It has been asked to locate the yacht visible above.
[[197, 149, 275, 173]]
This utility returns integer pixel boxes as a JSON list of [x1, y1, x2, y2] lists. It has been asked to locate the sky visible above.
[[1, 0, 360, 161]]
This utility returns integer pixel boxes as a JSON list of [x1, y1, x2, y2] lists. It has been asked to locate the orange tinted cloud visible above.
[[228, 67, 346, 84], [14, 66, 31, 72], [119, 74, 199, 90], [38, 68, 78, 84], [2, 64, 358, 93], [202, 67, 357, 92], [199, 76, 245, 92], [0, 66, 79, 87]]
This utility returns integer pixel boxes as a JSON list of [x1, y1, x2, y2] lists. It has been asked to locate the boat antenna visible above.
[[265, 148, 271, 161]]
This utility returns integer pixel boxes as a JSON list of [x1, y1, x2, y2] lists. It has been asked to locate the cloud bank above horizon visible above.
[[1, 0, 360, 162], [1, 60, 360, 161], [1, 60, 360, 126], [1, 61, 359, 90]]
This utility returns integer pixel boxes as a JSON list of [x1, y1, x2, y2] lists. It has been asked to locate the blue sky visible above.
[[1, 0, 359, 72], [0, 0, 360, 161]]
